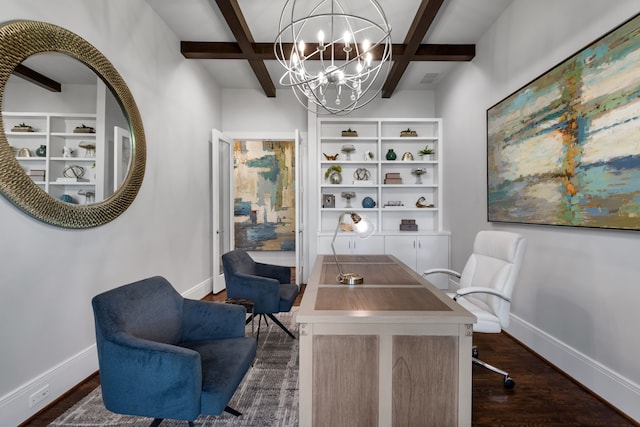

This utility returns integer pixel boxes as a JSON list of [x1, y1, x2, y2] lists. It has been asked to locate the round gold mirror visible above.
[[0, 20, 145, 228]]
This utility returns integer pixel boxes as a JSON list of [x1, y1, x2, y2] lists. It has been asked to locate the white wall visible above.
[[0, 1, 222, 425], [436, 0, 640, 421]]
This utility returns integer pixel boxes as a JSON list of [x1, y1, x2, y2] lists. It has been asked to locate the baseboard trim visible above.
[[508, 314, 640, 423], [0, 345, 97, 427], [182, 277, 213, 300]]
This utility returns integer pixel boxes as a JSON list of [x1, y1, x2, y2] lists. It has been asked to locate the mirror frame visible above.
[[0, 20, 146, 228]]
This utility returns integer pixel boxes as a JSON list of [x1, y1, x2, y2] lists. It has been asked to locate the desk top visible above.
[[297, 255, 475, 324]]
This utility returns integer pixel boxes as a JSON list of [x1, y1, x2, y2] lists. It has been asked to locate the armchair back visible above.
[[93, 276, 184, 345]]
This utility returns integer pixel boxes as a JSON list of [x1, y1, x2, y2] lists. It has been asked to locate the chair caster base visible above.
[[504, 376, 515, 389]]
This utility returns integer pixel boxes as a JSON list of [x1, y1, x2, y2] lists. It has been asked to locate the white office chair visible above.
[[423, 230, 526, 388]]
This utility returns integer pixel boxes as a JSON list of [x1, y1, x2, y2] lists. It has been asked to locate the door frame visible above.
[[211, 129, 234, 293]]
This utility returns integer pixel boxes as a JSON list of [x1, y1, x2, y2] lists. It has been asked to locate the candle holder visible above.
[[341, 191, 356, 208]]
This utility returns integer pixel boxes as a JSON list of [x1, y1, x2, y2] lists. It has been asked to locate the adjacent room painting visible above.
[[233, 139, 295, 251], [487, 13, 640, 230]]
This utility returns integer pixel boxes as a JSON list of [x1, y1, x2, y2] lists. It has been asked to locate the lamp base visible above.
[[337, 272, 364, 285]]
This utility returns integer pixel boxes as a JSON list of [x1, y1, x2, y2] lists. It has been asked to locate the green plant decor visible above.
[[324, 165, 342, 179], [418, 146, 434, 155]]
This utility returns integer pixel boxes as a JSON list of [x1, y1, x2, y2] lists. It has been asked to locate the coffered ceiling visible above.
[[147, 0, 513, 98]]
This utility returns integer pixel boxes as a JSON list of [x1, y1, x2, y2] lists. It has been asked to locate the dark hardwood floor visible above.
[[21, 285, 636, 427]]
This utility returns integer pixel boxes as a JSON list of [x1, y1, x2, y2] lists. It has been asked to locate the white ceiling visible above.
[[9, 1, 513, 92], [147, 0, 513, 93]]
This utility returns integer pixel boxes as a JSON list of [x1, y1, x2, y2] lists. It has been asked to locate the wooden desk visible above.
[[297, 255, 475, 427]]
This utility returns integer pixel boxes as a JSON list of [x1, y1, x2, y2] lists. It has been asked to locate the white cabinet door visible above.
[[318, 235, 352, 254], [319, 235, 384, 254], [384, 235, 418, 269], [416, 235, 449, 289], [351, 235, 385, 254], [385, 234, 450, 289]]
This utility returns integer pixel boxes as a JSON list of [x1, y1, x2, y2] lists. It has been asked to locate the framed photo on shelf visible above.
[[322, 194, 335, 208]]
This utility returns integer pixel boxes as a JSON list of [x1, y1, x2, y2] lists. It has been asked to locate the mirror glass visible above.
[[0, 20, 146, 228], [4, 53, 132, 205]]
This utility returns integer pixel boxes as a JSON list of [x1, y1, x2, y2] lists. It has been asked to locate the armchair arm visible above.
[[229, 272, 281, 313], [454, 286, 511, 302], [255, 262, 291, 284], [422, 268, 461, 279], [181, 299, 246, 342], [98, 332, 201, 420]]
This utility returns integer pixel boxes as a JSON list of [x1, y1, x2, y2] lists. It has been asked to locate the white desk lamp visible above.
[[331, 212, 376, 284]]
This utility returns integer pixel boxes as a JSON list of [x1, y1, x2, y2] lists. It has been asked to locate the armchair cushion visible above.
[[181, 336, 256, 415]]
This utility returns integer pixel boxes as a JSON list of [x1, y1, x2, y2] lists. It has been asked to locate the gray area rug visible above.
[[50, 309, 299, 426]]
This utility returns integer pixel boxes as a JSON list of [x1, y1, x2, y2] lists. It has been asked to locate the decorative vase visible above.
[[329, 171, 343, 184], [386, 149, 397, 160], [35, 145, 47, 157], [362, 197, 376, 208]]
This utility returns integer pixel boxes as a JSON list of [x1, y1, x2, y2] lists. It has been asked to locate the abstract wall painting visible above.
[[487, 13, 640, 230], [233, 139, 295, 251]]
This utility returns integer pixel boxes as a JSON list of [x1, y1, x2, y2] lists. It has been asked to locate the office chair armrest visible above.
[[454, 286, 511, 302], [255, 262, 292, 284], [422, 268, 461, 278], [181, 299, 246, 342]]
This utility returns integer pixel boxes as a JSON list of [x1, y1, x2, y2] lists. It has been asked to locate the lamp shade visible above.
[[338, 212, 375, 237]]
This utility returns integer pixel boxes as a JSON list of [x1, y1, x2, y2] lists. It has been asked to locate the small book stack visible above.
[[399, 219, 418, 231], [28, 169, 45, 182], [384, 172, 402, 184]]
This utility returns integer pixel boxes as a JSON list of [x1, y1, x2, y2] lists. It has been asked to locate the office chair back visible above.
[[459, 230, 526, 330]]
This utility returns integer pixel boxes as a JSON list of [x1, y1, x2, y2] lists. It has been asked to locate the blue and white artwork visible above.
[[233, 139, 295, 250], [488, 14, 640, 230]]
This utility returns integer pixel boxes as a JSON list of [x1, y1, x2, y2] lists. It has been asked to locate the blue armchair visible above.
[[221, 249, 299, 339], [91, 276, 257, 426]]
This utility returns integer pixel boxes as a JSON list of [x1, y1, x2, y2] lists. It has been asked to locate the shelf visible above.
[[4, 111, 102, 202], [7, 131, 47, 137], [380, 136, 438, 141], [320, 136, 378, 141], [318, 118, 443, 235], [49, 182, 95, 186], [50, 157, 96, 161], [50, 132, 96, 137]]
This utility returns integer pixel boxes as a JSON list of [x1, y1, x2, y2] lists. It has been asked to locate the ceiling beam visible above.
[[182, 41, 474, 62], [382, 0, 445, 98], [12, 64, 61, 92], [189, 0, 474, 100], [212, 0, 275, 97]]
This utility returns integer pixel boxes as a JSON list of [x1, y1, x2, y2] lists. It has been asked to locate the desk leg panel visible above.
[[392, 335, 458, 427], [312, 335, 379, 427]]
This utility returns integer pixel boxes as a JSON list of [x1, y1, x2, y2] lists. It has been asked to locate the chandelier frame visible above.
[[275, 0, 393, 115]]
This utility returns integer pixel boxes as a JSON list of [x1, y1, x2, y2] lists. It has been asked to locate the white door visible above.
[[295, 129, 304, 284], [113, 126, 131, 190], [211, 129, 234, 293]]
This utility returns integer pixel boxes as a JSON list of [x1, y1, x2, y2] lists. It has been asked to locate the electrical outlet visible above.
[[29, 384, 50, 408]]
